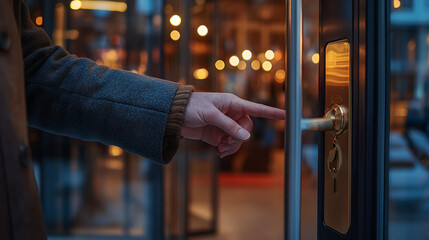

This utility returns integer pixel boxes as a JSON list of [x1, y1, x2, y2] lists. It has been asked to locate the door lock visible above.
[[301, 104, 348, 135], [327, 144, 341, 174]]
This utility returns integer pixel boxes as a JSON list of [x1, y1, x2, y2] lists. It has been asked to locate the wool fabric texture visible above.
[[20, 2, 190, 163], [162, 86, 194, 163]]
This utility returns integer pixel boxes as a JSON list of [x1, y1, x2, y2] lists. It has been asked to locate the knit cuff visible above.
[[162, 85, 194, 163]]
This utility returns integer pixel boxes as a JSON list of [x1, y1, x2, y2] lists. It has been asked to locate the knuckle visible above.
[[228, 120, 239, 131]]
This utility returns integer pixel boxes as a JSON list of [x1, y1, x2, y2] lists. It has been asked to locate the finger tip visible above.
[[238, 129, 251, 141]]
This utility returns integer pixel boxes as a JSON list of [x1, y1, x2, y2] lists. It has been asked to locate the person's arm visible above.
[[20, 2, 189, 163], [20, 1, 285, 163]]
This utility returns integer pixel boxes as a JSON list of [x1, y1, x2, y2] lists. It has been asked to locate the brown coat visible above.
[[0, 0, 46, 239]]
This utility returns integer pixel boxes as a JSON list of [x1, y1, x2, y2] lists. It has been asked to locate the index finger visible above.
[[239, 99, 285, 120]]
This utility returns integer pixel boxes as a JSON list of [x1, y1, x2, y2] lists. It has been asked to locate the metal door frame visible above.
[[284, 0, 390, 239]]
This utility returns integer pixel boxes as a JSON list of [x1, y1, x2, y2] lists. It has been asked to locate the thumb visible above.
[[206, 110, 251, 141]]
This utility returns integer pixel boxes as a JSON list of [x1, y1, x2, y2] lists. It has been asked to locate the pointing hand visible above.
[[181, 92, 285, 158]]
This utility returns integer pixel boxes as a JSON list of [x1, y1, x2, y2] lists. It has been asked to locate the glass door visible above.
[[28, 0, 166, 239], [285, 0, 389, 239], [389, 0, 429, 239]]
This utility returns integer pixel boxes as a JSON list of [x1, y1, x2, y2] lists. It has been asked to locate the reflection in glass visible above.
[[27, 0, 320, 239], [390, 1, 429, 239], [28, 0, 165, 238], [326, 41, 351, 85]]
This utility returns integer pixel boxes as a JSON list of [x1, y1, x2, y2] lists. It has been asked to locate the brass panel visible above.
[[324, 40, 351, 234]]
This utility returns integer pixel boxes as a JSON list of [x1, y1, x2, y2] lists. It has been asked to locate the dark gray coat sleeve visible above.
[[20, 2, 179, 163]]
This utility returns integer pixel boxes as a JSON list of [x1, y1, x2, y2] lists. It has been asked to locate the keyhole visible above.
[[328, 148, 339, 173], [333, 178, 337, 193]]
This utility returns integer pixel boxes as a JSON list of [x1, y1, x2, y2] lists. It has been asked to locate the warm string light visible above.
[[35, 16, 43, 26], [170, 30, 180, 41], [229, 56, 239, 67], [193, 68, 209, 80], [251, 60, 261, 70], [275, 70, 286, 83], [197, 25, 208, 36], [215, 60, 225, 70], [265, 50, 275, 60], [217, 50, 280, 72], [312, 53, 320, 64], [262, 61, 272, 71], [393, 0, 401, 8], [170, 15, 181, 26], [237, 61, 246, 70], [70, 0, 82, 10], [108, 145, 123, 157], [242, 50, 252, 60]]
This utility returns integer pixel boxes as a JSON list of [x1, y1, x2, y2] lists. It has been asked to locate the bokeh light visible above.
[[108, 145, 123, 157], [393, 0, 401, 8], [274, 49, 283, 60], [193, 68, 209, 80], [215, 60, 225, 70], [312, 53, 320, 64], [262, 61, 272, 71], [70, 0, 82, 10], [229, 55, 240, 67], [265, 50, 275, 60], [238, 61, 247, 70], [275, 70, 286, 83], [197, 25, 208, 36], [35, 16, 43, 26], [170, 30, 180, 41], [251, 60, 261, 70], [170, 15, 181, 26], [242, 50, 252, 60]]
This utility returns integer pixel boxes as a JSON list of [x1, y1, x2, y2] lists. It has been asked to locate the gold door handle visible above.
[[301, 104, 348, 135]]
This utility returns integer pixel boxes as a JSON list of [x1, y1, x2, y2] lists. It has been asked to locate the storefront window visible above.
[[28, 0, 165, 239], [389, 0, 429, 239]]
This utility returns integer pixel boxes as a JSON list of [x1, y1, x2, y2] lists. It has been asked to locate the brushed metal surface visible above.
[[301, 104, 347, 133], [324, 40, 351, 234], [285, 0, 303, 238]]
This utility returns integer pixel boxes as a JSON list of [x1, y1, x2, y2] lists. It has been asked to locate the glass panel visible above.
[[389, 0, 429, 239], [182, 0, 288, 239], [186, 0, 217, 234], [27, 0, 165, 238], [163, 0, 218, 238], [188, 147, 216, 234], [180, 0, 318, 239]]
